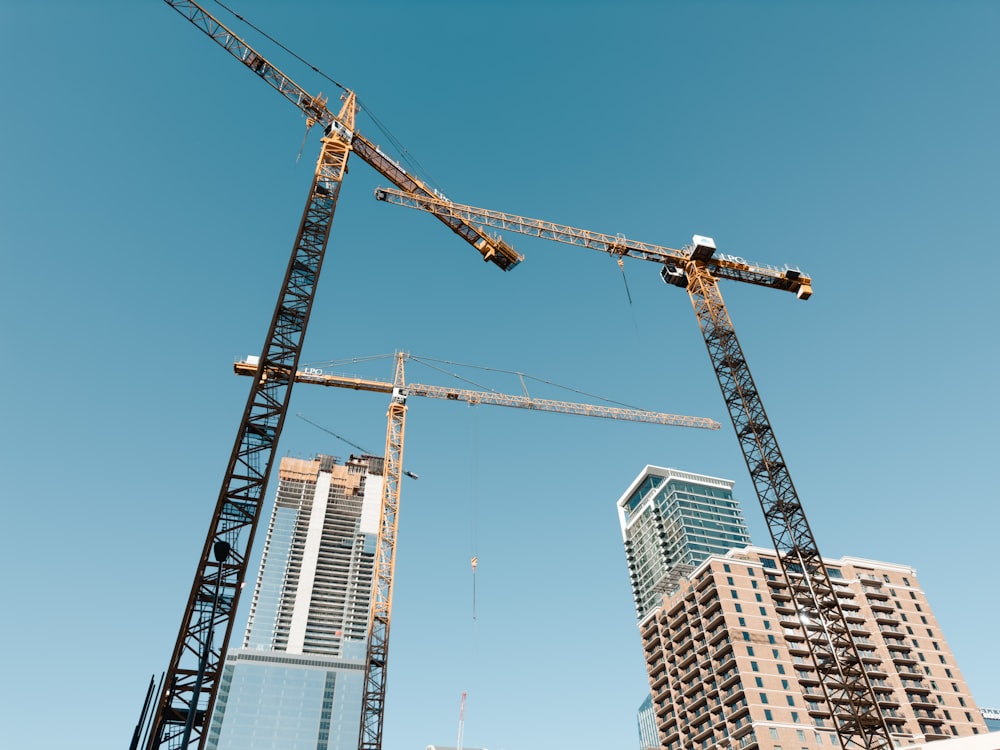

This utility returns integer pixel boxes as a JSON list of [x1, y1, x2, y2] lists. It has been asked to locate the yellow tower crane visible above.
[[374, 187, 893, 750], [235, 352, 720, 750], [145, 3, 523, 749]]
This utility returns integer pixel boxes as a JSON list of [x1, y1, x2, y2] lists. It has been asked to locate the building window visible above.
[[743, 632, 752, 641], [724, 564, 731, 573], [755, 593, 763, 602], [933, 641, 940, 650], [772, 649, 780, 659], [959, 697, 966, 707], [739, 617, 746, 626], [748, 567, 755, 576], [945, 668, 953, 678], [777, 664, 786, 675], [731, 590, 739, 599], [903, 577, 910, 585], [791, 711, 799, 723], [939, 655, 947, 664], [920, 616, 928, 625], [916, 603, 922, 611], [761, 693, 769, 704], [748, 646, 755, 656], [735, 603, 743, 612], [756, 677, 764, 687], [751, 661, 760, 672], [782, 679, 790, 690], [752, 580, 759, 589], [910, 591, 917, 599], [787, 696, 796, 706], [762, 558, 777, 569], [796, 730, 806, 741], [764, 620, 771, 630], [770, 729, 779, 739], [728, 576, 735, 585], [768, 635, 777, 644]]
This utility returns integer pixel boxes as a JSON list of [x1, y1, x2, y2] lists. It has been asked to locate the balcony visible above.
[[718, 668, 741, 690], [907, 693, 938, 710], [650, 670, 669, 691], [671, 622, 692, 645]]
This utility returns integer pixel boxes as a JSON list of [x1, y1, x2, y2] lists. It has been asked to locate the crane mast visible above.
[[375, 189, 893, 750], [361, 352, 408, 750], [145, 98, 355, 750], [152, 2, 523, 748]]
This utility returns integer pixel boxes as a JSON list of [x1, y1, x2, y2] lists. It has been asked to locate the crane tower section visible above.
[[374, 189, 893, 750]]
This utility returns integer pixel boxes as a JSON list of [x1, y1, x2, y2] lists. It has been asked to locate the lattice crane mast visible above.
[[236, 352, 719, 750], [374, 187, 893, 750], [144, 3, 524, 749]]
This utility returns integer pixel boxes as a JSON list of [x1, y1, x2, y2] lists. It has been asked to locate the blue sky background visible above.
[[2, 2, 998, 749]]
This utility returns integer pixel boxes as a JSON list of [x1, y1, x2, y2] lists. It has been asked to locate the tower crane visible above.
[[235, 352, 718, 750], [145, 3, 523, 749], [234, 355, 722, 431], [374, 187, 893, 750]]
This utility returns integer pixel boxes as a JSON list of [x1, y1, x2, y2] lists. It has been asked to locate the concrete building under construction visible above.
[[205, 454, 383, 750], [640, 545, 989, 750]]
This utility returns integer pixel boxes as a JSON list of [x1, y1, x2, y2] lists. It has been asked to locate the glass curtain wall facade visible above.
[[618, 466, 751, 620], [205, 454, 383, 750]]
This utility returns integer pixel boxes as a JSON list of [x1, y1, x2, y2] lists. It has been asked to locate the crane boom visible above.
[[233, 359, 721, 430], [162, 0, 522, 270], [374, 187, 811, 297], [375, 193, 893, 750]]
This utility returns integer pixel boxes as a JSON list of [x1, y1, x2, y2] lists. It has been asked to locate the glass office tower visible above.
[[618, 466, 752, 619], [205, 454, 383, 750]]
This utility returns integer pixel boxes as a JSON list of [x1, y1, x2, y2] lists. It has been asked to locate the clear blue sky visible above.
[[2, 2, 998, 749]]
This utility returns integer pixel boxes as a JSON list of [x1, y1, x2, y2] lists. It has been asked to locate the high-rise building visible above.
[[205, 453, 384, 750], [640, 545, 989, 750], [981, 708, 1000, 732], [618, 466, 752, 620]]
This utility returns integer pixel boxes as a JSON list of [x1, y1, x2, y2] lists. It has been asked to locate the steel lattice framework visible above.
[[685, 263, 891, 750], [232, 359, 722, 430], [145, 103, 355, 750], [151, 2, 528, 748], [360, 354, 408, 750]]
